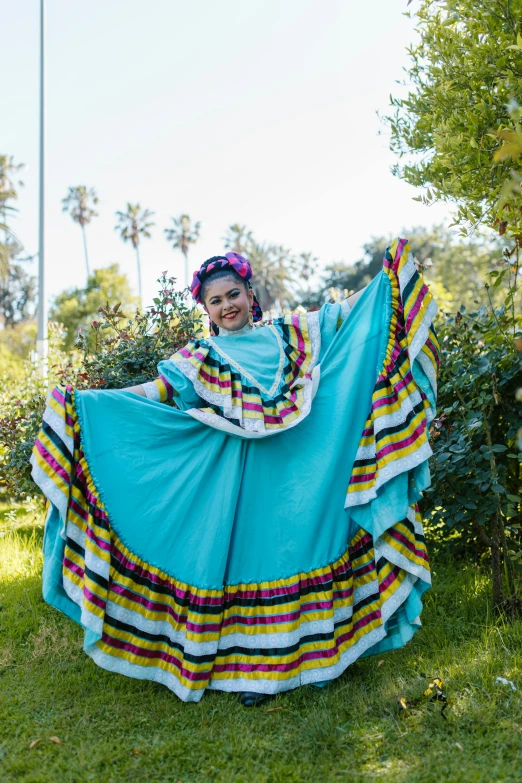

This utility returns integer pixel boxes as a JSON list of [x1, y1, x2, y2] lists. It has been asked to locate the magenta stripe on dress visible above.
[[376, 421, 426, 459], [51, 387, 66, 407], [69, 497, 89, 522], [86, 525, 111, 552], [110, 545, 223, 607], [109, 581, 223, 622], [199, 367, 232, 389], [35, 440, 71, 485], [101, 633, 211, 682], [242, 401, 265, 413], [63, 557, 84, 579], [349, 472, 375, 485], [405, 288, 427, 332], [84, 587, 106, 610], [222, 602, 335, 628], [292, 315, 306, 368], [378, 567, 399, 593], [387, 529, 429, 561]]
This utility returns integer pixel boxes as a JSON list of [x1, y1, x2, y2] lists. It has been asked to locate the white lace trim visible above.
[[340, 299, 352, 320], [185, 364, 319, 438], [217, 609, 355, 652], [87, 642, 203, 702], [105, 600, 220, 657], [66, 520, 109, 576], [305, 310, 322, 369], [173, 313, 322, 434], [43, 402, 74, 456], [31, 393, 74, 528], [409, 298, 438, 365], [208, 324, 284, 398], [375, 537, 432, 584], [30, 455, 69, 528], [345, 439, 433, 508], [141, 381, 161, 402], [218, 322, 254, 338], [398, 253, 416, 292]]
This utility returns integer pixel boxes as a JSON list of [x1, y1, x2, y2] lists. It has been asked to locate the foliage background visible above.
[[1, 0, 521, 614]]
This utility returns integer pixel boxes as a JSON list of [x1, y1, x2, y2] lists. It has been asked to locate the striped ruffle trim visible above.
[[169, 312, 321, 434], [31, 386, 430, 701], [346, 237, 440, 508], [140, 375, 176, 403]]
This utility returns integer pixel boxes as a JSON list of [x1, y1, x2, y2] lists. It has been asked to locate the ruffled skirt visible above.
[[32, 238, 439, 701]]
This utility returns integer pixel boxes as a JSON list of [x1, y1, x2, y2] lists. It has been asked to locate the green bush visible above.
[[0, 274, 202, 502], [423, 271, 522, 610]]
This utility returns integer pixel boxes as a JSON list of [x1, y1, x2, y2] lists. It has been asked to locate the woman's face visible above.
[[204, 276, 254, 331]]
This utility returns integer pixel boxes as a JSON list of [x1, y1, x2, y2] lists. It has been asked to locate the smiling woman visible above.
[[202, 268, 254, 333], [31, 238, 440, 706]]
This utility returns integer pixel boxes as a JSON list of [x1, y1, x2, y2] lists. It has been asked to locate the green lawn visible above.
[[1, 504, 521, 783]]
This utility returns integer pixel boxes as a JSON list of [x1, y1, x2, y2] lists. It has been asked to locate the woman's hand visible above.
[[346, 283, 369, 309], [123, 384, 147, 397]]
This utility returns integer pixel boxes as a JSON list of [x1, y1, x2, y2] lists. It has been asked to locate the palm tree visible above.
[[115, 203, 155, 302], [0, 155, 24, 211], [164, 214, 201, 288], [246, 241, 297, 311], [224, 225, 316, 312], [223, 224, 252, 255], [62, 186, 99, 280]]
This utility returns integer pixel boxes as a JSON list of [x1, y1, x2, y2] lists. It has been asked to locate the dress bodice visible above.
[[152, 300, 353, 437], [157, 312, 320, 436]]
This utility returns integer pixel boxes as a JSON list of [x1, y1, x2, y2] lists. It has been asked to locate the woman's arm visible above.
[[123, 384, 147, 397], [346, 283, 369, 309], [122, 377, 178, 403], [343, 249, 422, 310]]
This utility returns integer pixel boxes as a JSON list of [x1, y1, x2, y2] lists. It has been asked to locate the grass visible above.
[[1, 503, 522, 783]]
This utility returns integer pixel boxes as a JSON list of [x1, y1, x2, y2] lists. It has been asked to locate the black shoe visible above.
[[239, 691, 270, 707]]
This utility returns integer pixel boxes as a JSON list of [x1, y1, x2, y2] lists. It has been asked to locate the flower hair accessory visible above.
[[190, 252, 263, 322]]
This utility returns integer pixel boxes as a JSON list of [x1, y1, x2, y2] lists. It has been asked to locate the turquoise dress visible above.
[[31, 238, 439, 702]]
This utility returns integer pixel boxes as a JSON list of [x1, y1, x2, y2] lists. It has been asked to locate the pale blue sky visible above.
[[3, 0, 450, 307]]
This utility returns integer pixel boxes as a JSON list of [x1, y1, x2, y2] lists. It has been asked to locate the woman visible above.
[[31, 237, 439, 705]]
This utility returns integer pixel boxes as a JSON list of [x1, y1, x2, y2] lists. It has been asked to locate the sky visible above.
[[2, 0, 452, 309]]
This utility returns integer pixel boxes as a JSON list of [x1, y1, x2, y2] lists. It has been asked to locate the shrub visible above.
[[0, 274, 202, 502], [424, 267, 522, 611]]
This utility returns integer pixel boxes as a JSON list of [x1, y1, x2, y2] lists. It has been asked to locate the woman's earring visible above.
[[248, 308, 254, 327], [209, 319, 216, 337]]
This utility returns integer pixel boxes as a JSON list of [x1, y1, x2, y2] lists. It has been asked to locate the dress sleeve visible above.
[[315, 299, 352, 358], [140, 375, 177, 404], [155, 358, 203, 411]]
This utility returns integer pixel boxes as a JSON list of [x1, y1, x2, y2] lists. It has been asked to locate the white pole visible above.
[[36, 0, 48, 376]]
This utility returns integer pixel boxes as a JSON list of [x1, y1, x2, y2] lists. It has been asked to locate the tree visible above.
[[49, 264, 139, 350], [301, 227, 501, 312], [383, 1, 522, 612], [62, 186, 99, 280], [0, 155, 24, 282], [165, 214, 201, 288], [0, 261, 36, 328], [223, 225, 315, 312], [224, 224, 252, 254], [384, 0, 522, 242], [115, 203, 155, 302]]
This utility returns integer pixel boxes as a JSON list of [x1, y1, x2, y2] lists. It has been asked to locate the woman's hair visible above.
[[200, 262, 249, 304]]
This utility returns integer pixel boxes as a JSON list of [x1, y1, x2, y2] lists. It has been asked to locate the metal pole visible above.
[[36, 0, 47, 376]]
